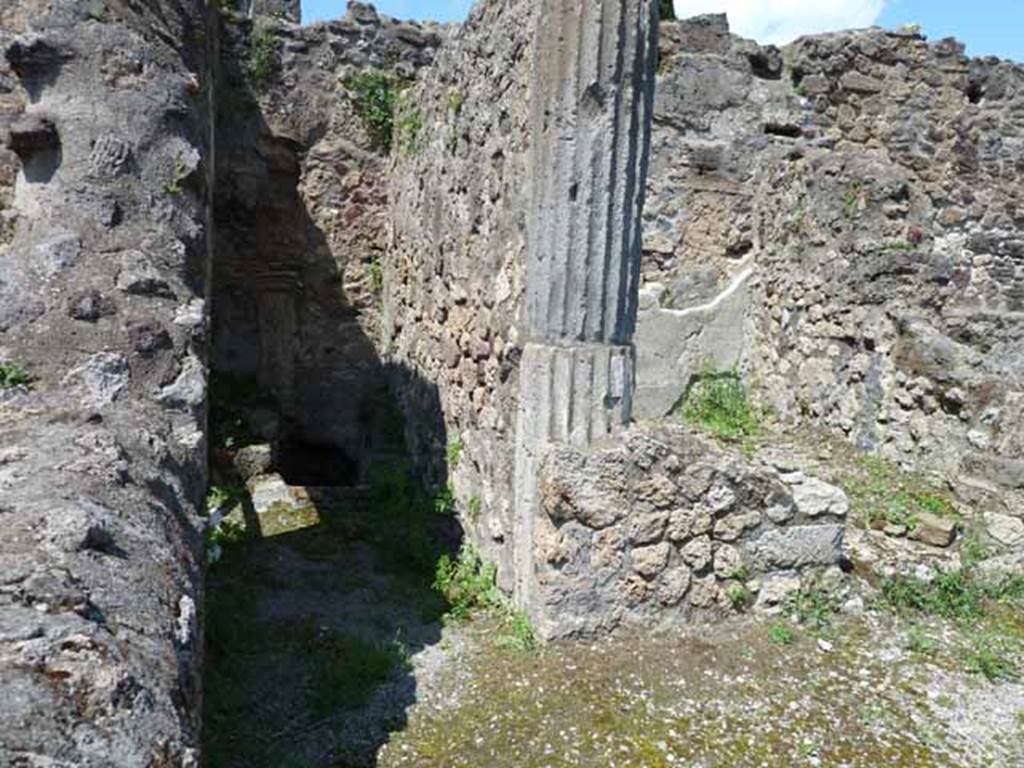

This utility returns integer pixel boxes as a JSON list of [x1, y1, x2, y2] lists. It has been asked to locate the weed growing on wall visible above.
[[163, 155, 190, 196], [0, 362, 32, 389], [433, 545, 502, 619], [345, 72, 405, 153], [434, 544, 536, 650], [446, 437, 464, 468], [248, 20, 278, 86], [396, 107, 423, 155], [204, 483, 250, 563], [681, 365, 761, 442]]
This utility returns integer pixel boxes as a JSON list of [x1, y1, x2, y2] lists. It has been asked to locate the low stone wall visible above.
[[532, 424, 847, 637], [0, 1, 214, 764]]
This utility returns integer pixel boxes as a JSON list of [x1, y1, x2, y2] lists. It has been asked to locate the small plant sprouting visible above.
[[788, 208, 805, 233], [206, 483, 246, 515], [0, 362, 33, 390], [446, 437, 464, 468], [903, 625, 937, 655], [964, 633, 1018, 682], [786, 585, 839, 631], [164, 155, 190, 196], [960, 528, 990, 569], [768, 621, 795, 645], [446, 87, 464, 115], [248, 21, 279, 86], [204, 483, 249, 564], [433, 483, 456, 516], [499, 609, 536, 652], [885, 240, 913, 253], [85, 0, 106, 22], [726, 582, 751, 610], [467, 495, 483, 523], [368, 257, 384, 298], [681, 364, 761, 442], [396, 107, 423, 155], [842, 181, 865, 218]]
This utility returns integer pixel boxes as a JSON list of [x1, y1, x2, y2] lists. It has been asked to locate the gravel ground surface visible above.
[[381, 613, 1024, 768], [202, 488, 1024, 768]]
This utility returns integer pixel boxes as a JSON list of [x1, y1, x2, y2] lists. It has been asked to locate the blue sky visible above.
[[302, 1, 1022, 62]]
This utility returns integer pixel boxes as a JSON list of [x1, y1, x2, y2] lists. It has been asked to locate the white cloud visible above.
[[673, 0, 886, 45]]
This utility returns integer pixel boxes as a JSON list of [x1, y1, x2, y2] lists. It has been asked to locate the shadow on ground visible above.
[[203, 472, 459, 768]]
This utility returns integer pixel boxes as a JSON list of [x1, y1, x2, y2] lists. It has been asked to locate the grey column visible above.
[[514, 0, 658, 629]]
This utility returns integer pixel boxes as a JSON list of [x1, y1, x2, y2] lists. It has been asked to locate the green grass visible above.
[[367, 464, 445, 581], [786, 586, 839, 631], [434, 544, 536, 650], [963, 633, 1018, 682], [345, 71, 406, 153], [882, 569, 1024, 620], [903, 625, 938, 655], [837, 454, 959, 532], [880, 567, 1024, 679], [0, 362, 32, 389], [204, 608, 411, 765], [881, 569, 973, 620], [681, 367, 760, 441]]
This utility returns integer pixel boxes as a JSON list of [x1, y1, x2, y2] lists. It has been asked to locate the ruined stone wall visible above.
[[0, 0, 214, 763], [637, 16, 1024, 530], [212, 3, 440, 481], [385, 0, 535, 587], [533, 425, 847, 637]]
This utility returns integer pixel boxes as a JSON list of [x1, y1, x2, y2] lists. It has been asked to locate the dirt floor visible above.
[[202, 485, 1024, 768]]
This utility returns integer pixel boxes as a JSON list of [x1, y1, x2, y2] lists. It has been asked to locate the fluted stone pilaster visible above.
[[526, 0, 658, 345], [514, 0, 658, 627]]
